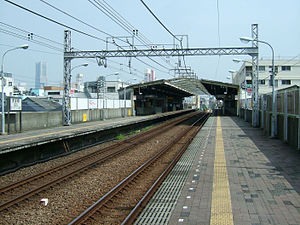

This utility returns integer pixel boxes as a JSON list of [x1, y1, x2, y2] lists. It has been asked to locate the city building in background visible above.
[[233, 60, 300, 95], [71, 73, 84, 93], [0, 72, 14, 97], [44, 86, 63, 97], [233, 59, 300, 109], [144, 69, 155, 82], [84, 79, 125, 100], [35, 61, 47, 89]]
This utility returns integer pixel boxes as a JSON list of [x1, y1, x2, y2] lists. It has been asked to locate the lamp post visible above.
[[228, 70, 236, 83], [1, 44, 29, 135], [71, 63, 88, 72], [240, 37, 276, 137]]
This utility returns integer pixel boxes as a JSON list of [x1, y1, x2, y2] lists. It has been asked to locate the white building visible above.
[[233, 60, 300, 109], [0, 72, 14, 97], [71, 73, 84, 93], [84, 79, 129, 100], [233, 60, 300, 95]]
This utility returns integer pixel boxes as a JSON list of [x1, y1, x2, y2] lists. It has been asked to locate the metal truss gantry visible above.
[[63, 25, 259, 126], [251, 24, 259, 127], [64, 47, 257, 59]]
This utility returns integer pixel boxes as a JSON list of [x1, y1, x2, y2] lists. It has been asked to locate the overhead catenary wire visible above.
[[138, 0, 194, 78], [214, 0, 221, 79], [39, 0, 132, 47], [5, 0, 170, 74], [0, 23, 145, 82], [39, 0, 172, 73], [4, 0, 110, 44], [139, 0, 181, 43], [88, 0, 174, 70], [5, 0, 174, 77], [0, 28, 63, 52], [0, 21, 64, 47]]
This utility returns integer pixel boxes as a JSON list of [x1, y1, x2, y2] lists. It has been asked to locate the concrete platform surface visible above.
[[136, 116, 300, 225], [0, 110, 188, 154]]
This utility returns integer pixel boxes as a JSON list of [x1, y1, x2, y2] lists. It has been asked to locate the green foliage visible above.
[[141, 125, 153, 131], [116, 126, 154, 140], [116, 134, 125, 140]]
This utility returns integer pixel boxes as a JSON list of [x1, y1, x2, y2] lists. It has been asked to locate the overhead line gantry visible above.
[[63, 24, 259, 126]]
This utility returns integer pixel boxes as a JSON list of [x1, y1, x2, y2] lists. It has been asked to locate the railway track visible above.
[[68, 113, 210, 224], [0, 111, 201, 212]]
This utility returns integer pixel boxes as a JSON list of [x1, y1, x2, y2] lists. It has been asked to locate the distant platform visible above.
[[0, 110, 192, 155]]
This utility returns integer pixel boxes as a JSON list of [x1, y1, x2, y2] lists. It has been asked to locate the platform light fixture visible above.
[[1, 44, 29, 135], [240, 36, 276, 137], [71, 63, 88, 72]]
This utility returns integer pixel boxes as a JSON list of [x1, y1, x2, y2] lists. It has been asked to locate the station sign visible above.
[[10, 97, 22, 111]]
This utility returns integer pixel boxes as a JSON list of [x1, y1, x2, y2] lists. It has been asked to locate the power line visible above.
[[0, 28, 63, 52], [88, 0, 173, 71], [5, 0, 171, 74], [140, 0, 180, 42], [215, 0, 221, 79], [0, 21, 64, 47], [216, 0, 221, 47], [39, 0, 171, 73], [39, 0, 133, 47], [4, 0, 108, 43]]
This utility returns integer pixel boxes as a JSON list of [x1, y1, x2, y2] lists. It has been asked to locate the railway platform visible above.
[[0, 110, 190, 154], [135, 116, 300, 225]]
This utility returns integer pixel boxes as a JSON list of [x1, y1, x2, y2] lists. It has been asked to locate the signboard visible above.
[[88, 99, 97, 109], [10, 97, 22, 111]]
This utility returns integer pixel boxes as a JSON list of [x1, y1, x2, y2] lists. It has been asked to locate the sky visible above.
[[1, 0, 300, 88]]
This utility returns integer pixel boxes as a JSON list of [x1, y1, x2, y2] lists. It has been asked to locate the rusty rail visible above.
[[0, 111, 201, 212], [68, 113, 210, 224]]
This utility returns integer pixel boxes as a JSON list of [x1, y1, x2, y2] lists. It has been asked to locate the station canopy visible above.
[[129, 78, 210, 98], [129, 77, 239, 98]]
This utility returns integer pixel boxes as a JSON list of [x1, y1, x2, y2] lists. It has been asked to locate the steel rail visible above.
[[0, 111, 200, 212], [122, 113, 210, 224], [0, 111, 196, 194], [68, 113, 209, 224]]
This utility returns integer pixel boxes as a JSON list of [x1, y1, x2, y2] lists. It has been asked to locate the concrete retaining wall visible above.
[[1, 108, 131, 134]]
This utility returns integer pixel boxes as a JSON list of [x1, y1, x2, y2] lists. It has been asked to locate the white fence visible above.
[[71, 98, 131, 110]]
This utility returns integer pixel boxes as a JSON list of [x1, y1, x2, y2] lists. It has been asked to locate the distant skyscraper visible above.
[[35, 62, 47, 88]]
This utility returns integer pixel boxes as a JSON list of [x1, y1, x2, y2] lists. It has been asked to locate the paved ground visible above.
[[137, 116, 300, 225]]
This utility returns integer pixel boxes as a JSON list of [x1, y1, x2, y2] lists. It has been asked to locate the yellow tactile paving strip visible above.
[[210, 116, 234, 225]]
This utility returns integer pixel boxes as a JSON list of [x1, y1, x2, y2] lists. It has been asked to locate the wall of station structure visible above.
[[239, 85, 300, 149], [1, 108, 132, 134]]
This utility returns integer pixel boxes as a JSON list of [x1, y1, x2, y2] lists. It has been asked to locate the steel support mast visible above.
[[63, 30, 72, 126], [251, 24, 259, 127]]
